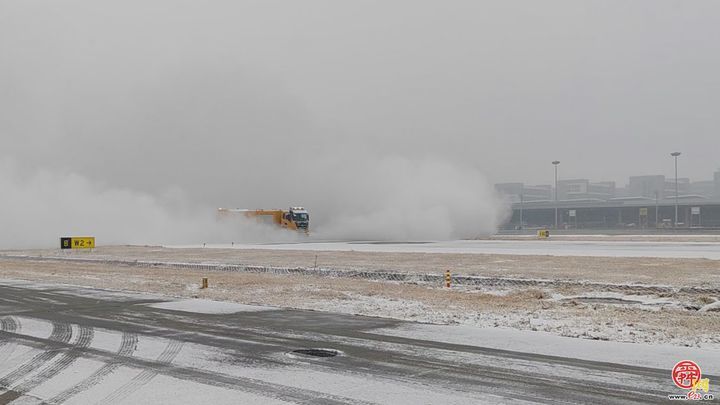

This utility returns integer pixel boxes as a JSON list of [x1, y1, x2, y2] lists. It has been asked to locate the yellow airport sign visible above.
[[60, 237, 95, 249]]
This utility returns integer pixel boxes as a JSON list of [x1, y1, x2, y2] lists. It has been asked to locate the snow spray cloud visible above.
[[304, 156, 508, 241], [0, 160, 304, 249], [0, 157, 506, 248], [0, 152, 507, 248], [0, 1, 512, 248]]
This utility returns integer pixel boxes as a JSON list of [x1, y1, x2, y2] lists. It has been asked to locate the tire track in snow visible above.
[[0, 321, 72, 390], [1, 326, 374, 405], [0, 317, 20, 366], [2, 325, 95, 403], [96, 339, 183, 404], [44, 331, 139, 405]]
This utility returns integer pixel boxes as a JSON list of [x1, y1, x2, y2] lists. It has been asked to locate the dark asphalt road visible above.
[[0, 280, 699, 404]]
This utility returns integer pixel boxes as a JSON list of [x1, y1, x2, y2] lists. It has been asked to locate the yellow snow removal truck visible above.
[[217, 207, 310, 233]]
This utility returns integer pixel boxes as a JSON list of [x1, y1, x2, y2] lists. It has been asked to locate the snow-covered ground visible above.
[[1, 237, 719, 403], [1, 286, 714, 404], [372, 323, 720, 375], [170, 239, 720, 259], [1, 245, 718, 351]]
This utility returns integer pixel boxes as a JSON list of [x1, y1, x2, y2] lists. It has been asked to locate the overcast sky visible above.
[[2, 1, 720, 245], [3, 0, 719, 188]]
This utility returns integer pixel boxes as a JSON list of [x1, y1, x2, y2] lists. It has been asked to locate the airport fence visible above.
[[2, 254, 719, 296]]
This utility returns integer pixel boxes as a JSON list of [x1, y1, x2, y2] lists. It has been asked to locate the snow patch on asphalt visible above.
[[0, 345, 43, 377], [61, 366, 140, 405], [13, 317, 52, 340], [148, 299, 273, 314], [29, 358, 106, 400], [132, 336, 177, 361], [372, 323, 720, 375], [115, 375, 292, 405], [88, 329, 124, 354]]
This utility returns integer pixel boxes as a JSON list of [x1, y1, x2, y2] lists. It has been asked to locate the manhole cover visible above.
[[291, 348, 340, 358]]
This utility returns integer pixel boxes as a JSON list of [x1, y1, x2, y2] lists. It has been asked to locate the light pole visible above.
[[654, 190, 659, 228], [519, 190, 524, 230], [552, 160, 560, 229], [671, 152, 681, 228]]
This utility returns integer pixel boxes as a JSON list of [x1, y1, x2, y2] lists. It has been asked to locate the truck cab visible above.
[[282, 207, 310, 232]]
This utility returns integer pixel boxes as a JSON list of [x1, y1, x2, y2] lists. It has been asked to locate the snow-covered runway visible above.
[[176, 239, 720, 260], [0, 280, 704, 404]]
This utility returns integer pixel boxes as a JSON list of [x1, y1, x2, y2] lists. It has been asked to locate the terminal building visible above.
[[496, 170, 720, 230]]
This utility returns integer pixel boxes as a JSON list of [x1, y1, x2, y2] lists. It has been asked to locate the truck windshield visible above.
[[293, 213, 309, 221]]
